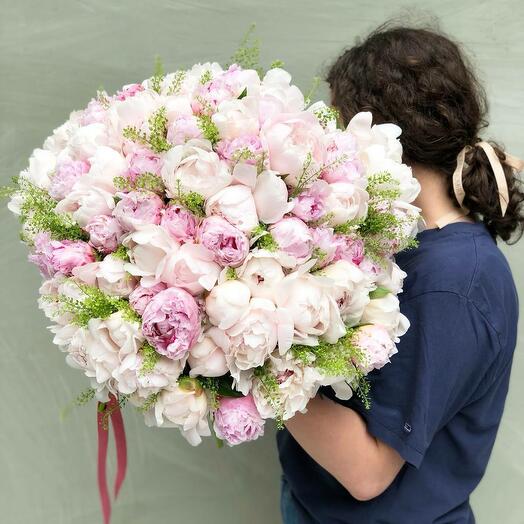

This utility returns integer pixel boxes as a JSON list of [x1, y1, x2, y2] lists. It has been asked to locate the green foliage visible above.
[[14, 178, 87, 241], [251, 223, 279, 251], [291, 330, 371, 409], [197, 114, 220, 144], [253, 365, 284, 429], [304, 76, 321, 106], [333, 217, 365, 235], [60, 387, 96, 420], [369, 286, 391, 299], [122, 106, 171, 153], [170, 180, 206, 217], [199, 69, 212, 85], [113, 172, 165, 194], [225, 266, 237, 280], [111, 245, 130, 262], [229, 23, 262, 76], [137, 392, 159, 413], [167, 70, 186, 95], [199, 376, 243, 410], [237, 87, 248, 99], [51, 281, 140, 327], [269, 59, 285, 69], [151, 55, 164, 94], [313, 105, 340, 129], [139, 342, 161, 376]]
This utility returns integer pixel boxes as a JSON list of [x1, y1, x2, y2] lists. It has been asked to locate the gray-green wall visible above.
[[1, 1, 522, 523]]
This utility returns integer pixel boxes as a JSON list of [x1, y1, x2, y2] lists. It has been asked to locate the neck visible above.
[[410, 163, 472, 228]]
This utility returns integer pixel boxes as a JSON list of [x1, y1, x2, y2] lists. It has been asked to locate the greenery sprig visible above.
[[122, 106, 171, 153]]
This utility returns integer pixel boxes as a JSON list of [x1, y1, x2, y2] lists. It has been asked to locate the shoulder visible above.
[[397, 222, 518, 351]]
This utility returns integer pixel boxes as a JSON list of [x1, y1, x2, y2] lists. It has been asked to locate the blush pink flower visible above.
[[129, 282, 167, 316], [261, 112, 325, 184], [125, 146, 163, 182], [85, 215, 124, 254], [322, 130, 364, 184], [166, 115, 202, 145], [28, 232, 56, 277], [310, 227, 337, 268], [81, 99, 107, 125], [353, 324, 397, 373], [48, 159, 90, 200], [43, 238, 96, 276], [269, 217, 313, 263], [198, 216, 249, 268], [291, 180, 331, 222], [216, 135, 264, 165], [113, 191, 164, 231], [161, 204, 198, 243], [213, 394, 265, 446], [115, 83, 144, 101], [142, 287, 201, 360], [333, 234, 365, 265]]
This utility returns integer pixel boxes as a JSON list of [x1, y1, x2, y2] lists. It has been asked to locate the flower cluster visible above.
[[6, 58, 421, 446]]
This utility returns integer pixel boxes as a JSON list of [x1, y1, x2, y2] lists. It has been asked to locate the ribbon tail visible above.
[[97, 403, 111, 524], [110, 399, 127, 500]]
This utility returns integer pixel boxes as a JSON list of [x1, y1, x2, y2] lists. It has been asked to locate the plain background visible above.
[[1, 1, 523, 523]]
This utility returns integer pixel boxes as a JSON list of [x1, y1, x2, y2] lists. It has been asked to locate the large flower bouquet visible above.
[[4, 55, 421, 448]]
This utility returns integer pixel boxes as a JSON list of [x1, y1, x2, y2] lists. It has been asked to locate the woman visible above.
[[277, 24, 524, 524]]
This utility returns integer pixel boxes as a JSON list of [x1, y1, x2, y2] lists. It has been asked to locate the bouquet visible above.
[[4, 55, 421, 448]]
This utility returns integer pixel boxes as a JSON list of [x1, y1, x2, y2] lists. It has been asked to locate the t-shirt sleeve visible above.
[[328, 291, 501, 468]]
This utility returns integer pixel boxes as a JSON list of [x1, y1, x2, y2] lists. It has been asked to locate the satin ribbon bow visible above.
[[452, 141, 524, 217]]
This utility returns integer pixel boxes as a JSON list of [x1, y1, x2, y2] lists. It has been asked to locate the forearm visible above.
[[284, 394, 404, 500]]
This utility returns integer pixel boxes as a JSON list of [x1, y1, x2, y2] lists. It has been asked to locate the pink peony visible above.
[[269, 217, 313, 263], [142, 287, 201, 360], [310, 227, 337, 268], [115, 83, 144, 101], [48, 159, 90, 200], [216, 135, 264, 165], [333, 234, 365, 265], [28, 232, 55, 277], [166, 115, 202, 145], [261, 112, 325, 184], [292, 180, 331, 222], [113, 191, 164, 231], [85, 214, 124, 254], [125, 146, 163, 182], [81, 99, 107, 125], [353, 324, 397, 373], [45, 239, 96, 276], [213, 395, 265, 446], [161, 204, 198, 243], [322, 131, 364, 184], [198, 216, 249, 268], [129, 282, 167, 316]]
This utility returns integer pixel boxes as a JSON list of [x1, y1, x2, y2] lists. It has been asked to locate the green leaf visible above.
[[238, 87, 248, 99], [369, 286, 391, 300]]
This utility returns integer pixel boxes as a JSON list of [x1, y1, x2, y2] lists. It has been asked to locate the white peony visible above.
[[205, 279, 251, 330], [275, 266, 346, 346], [360, 293, 410, 341], [325, 181, 369, 226], [252, 170, 293, 224], [158, 242, 221, 295], [320, 260, 374, 326], [188, 327, 229, 377], [72, 255, 138, 297], [123, 224, 178, 284], [147, 379, 211, 446], [161, 138, 232, 199], [19, 148, 56, 190], [205, 184, 259, 234], [237, 250, 286, 301]]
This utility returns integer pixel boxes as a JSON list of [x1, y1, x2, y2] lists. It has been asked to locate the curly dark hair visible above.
[[326, 22, 524, 243]]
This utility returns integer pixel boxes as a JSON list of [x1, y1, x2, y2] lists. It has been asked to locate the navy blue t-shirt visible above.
[[277, 221, 519, 524]]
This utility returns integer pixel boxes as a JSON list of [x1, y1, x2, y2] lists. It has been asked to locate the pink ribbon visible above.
[[97, 395, 127, 524]]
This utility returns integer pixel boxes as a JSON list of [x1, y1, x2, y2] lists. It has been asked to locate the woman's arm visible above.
[[284, 394, 405, 501]]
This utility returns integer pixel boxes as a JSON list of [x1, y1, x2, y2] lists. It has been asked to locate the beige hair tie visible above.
[[452, 141, 524, 217]]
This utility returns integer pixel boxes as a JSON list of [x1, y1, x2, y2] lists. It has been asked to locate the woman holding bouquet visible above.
[[278, 23, 523, 524]]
